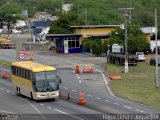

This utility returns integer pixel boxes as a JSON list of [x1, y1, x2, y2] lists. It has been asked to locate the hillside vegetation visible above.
[[1, 0, 160, 26]]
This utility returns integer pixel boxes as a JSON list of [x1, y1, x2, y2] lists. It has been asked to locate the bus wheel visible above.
[[30, 92, 33, 100], [16, 87, 19, 95]]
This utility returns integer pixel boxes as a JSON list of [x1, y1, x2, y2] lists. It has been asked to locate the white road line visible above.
[[136, 109, 146, 113], [63, 87, 68, 90], [21, 98, 47, 120], [72, 90, 76, 92], [93, 67, 115, 97], [47, 106, 52, 109], [54, 109, 85, 120], [96, 97, 101, 100], [79, 80, 82, 83], [123, 105, 132, 109], [6, 90, 10, 93], [87, 94, 93, 97], [114, 103, 120, 106], [12, 93, 15, 95], [40, 104, 44, 106], [0, 110, 16, 114], [104, 100, 110, 102], [76, 74, 80, 79], [0, 88, 4, 90]]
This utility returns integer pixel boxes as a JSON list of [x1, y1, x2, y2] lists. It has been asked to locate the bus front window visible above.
[[34, 71, 60, 92], [34, 72, 47, 92], [46, 71, 59, 91]]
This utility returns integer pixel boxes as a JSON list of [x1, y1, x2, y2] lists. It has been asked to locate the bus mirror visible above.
[[59, 78, 62, 84], [57, 76, 62, 84]]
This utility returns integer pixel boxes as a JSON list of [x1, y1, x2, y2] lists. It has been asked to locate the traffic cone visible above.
[[78, 91, 86, 105], [75, 65, 80, 74], [1, 69, 8, 79]]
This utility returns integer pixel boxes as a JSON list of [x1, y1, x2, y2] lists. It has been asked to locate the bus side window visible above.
[[17, 67, 20, 77]]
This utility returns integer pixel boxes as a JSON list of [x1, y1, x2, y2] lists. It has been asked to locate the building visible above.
[[46, 34, 82, 53], [62, 4, 73, 13], [46, 25, 120, 53], [71, 25, 121, 39]]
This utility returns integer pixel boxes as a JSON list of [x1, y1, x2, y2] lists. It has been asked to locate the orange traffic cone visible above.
[[75, 65, 80, 74], [78, 91, 86, 105], [1, 69, 8, 79]]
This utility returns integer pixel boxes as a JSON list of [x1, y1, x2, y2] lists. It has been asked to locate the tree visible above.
[[49, 13, 81, 34], [0, 3, 24, 35], [83, 38, 107, 56], [109, 23, 150, 54]]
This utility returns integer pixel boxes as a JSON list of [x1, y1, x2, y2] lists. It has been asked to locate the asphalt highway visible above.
[[0, 49, 160, 118]]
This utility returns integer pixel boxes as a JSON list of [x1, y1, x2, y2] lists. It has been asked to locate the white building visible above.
[[62, 4, 73, 13]]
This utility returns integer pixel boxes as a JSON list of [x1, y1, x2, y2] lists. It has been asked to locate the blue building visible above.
[[46, 34, 82, 53]]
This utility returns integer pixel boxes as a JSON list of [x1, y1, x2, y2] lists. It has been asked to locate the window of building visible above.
[[67, 37, 80, 48]]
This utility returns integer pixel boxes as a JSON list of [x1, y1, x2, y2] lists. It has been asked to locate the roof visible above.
[[12, 61, 56, 72], [45, 34, 82, 37], [141, 27, 155, 34], [70, 25, 121, 29]]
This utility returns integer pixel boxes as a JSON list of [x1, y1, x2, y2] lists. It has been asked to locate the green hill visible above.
[[6, 0, 160, 26]]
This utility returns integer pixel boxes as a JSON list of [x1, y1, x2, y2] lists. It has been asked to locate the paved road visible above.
[[0, 49, 160, 116], [0, 76, 103, 120]]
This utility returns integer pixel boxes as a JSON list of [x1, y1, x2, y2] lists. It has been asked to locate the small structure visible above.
[[46, 34, 82, 53]]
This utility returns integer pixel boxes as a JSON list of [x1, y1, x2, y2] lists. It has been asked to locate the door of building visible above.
[[64, 40, 68, 53]]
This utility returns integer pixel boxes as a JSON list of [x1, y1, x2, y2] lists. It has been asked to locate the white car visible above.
[[136, 52, 145, 61]]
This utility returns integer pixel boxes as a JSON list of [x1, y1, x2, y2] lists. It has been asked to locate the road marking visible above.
[[47, 106, 52, 109], [63, 87, 68, 90], [136, 109, 146, 113], [0, 88, 4, 90], [114, 103, 120, 106], [123, 105, 132, 109], [87, 94, 93, 97], [54, 109, 85, 120], [40, 104, 44, 106], [11, 93, 15, 95], [76, 73, 82, 84], [21, 98, 47, 120], [93, 67, 115, 97], [6, 90, 10, 93], [76, 74, 80, 79], [78, 79, 82, 83], [71, 90, 76, 92], [0, 110, 16, 114], [96, 97, 101, 100], [104, 100, 110, 102]]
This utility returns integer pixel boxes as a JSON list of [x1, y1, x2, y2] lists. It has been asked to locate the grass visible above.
[[105, 60, 160, 109], [0, 60, 11, 67]]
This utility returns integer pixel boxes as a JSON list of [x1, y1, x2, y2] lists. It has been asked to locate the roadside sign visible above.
[[18, 53, 25, 60]]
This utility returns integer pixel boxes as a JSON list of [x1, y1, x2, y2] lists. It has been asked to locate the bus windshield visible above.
[[34, 71, 60, 92]]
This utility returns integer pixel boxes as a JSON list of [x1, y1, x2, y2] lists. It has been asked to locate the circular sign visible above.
[[18, 53, 25, 60]]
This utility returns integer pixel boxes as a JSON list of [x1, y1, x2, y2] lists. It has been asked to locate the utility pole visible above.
[[118, 8, 134, 73], [84, 1, 88, 25], [62, 0, 64, 13], [77, 1, 80, 25], [155, 9, 159, 88], [129, 0, 132, 23]]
